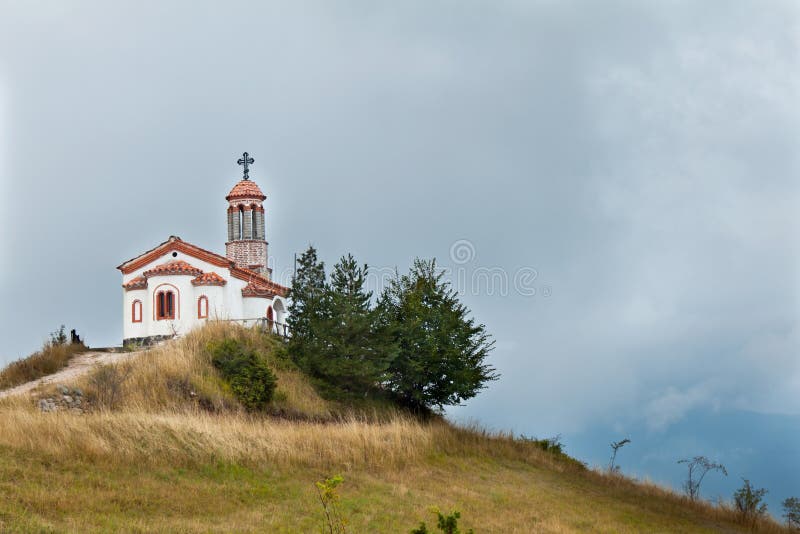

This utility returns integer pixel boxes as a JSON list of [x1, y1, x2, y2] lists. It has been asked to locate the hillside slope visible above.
[[0, 324, 790, 533], [0, 350, 140, 400]]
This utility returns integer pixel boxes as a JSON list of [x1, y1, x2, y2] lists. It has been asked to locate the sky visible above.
[[1, 0, 798, 511]]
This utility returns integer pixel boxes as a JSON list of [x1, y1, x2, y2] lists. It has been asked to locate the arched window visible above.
[[251, 205, 258, 239], [198, 296, 209, 319], [238, 206, 244, 239], [156, 290, 175, 320], [132, 300, 142, 323]]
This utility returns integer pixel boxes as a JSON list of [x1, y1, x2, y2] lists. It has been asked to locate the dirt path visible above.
[[0, 350, 143, 399]]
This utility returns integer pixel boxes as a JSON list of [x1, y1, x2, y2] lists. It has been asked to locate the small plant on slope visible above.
[[677, 456, 727, 501], [608, 438, 631, 473], [411, 508, 473, 534], [49, 325, 68, 346], [519, 434, 564, 454], [733, 479, 768, 528], [316, 474, 347, 534], [783, 497, 800, 529]]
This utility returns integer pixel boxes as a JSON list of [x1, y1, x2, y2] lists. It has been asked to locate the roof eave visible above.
[[118, 238, 290, 297]]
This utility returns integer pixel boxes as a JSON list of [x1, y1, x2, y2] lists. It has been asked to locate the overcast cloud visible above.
[[1, 0, 798, 483]]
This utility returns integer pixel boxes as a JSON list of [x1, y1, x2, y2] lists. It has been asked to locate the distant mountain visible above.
[[565, 409, 800, 515]]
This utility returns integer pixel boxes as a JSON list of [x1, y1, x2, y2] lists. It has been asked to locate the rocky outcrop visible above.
[[37, 384, 89, 413]]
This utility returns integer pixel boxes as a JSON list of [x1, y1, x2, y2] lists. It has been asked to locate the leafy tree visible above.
[[316, 254, 397, 394], [782, 497, 800, 529], [733, 478, 768, 527], [677, 456, 727, 501], [380, 258, 498, 411]]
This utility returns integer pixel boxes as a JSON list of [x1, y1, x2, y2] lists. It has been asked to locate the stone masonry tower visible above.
[[226, 152, 270, 278]]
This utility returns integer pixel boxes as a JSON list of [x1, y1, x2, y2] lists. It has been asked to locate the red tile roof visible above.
[[122, 276, 147, 290], [226, 179, 266, 201], [117, 236, 288, 297], [241, 281, 280, 298], [118, 236, 230, 274], [143, 260, 204, 278], [192, 272, 227, 286]]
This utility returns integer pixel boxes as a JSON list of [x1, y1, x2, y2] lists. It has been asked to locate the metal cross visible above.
[[237, 152, 255, 180]]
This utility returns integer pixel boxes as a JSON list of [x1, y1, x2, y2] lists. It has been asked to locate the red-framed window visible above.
[[132, 300, 142, 323], [156, 290, 175, 320], [198, 296, 209, 319]]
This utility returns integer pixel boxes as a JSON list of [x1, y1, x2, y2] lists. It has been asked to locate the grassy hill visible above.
[[0, 324, 791, 533]]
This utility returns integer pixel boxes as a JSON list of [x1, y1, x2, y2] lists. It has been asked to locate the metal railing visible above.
[[219, 318, 290, 339], [259, 319, 290, 339]]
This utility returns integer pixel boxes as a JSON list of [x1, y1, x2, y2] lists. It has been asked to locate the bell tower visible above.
[[225, 152, 270, 278]]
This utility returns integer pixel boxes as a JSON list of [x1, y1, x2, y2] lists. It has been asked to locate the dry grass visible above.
[[0, 408, 430, 470], [0, 406, 591, 477], [72, 321, 334, 418], [0, 341, 87, 390], [0, 406, 790, 532], [0, 323, 793, 532]]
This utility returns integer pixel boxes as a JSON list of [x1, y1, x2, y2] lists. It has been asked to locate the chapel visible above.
[[117, 153, 289, 346]]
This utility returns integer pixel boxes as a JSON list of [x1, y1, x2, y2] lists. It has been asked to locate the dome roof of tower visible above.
[[226, 179, 266, 201]]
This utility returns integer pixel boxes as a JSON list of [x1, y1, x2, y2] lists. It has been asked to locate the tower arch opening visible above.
[[238, 205, 245, 240]]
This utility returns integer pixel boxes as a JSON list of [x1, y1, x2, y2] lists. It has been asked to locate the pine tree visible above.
[[318, 254, 397, 395], [287, 246, 330, 374], [288, 249, 397, 397], [379, 258, 498, 411]]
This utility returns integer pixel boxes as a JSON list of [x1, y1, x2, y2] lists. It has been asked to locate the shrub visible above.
[[208, 339, 277, 411], [411, 508, 473, 534], [87, 364, 130, 410], [733, 478, 768, 527], [49, 325, 68, 346], [520, 434, 564, 455]]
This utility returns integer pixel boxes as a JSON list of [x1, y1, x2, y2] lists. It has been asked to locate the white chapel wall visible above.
[[122, 248, 287, 343]]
